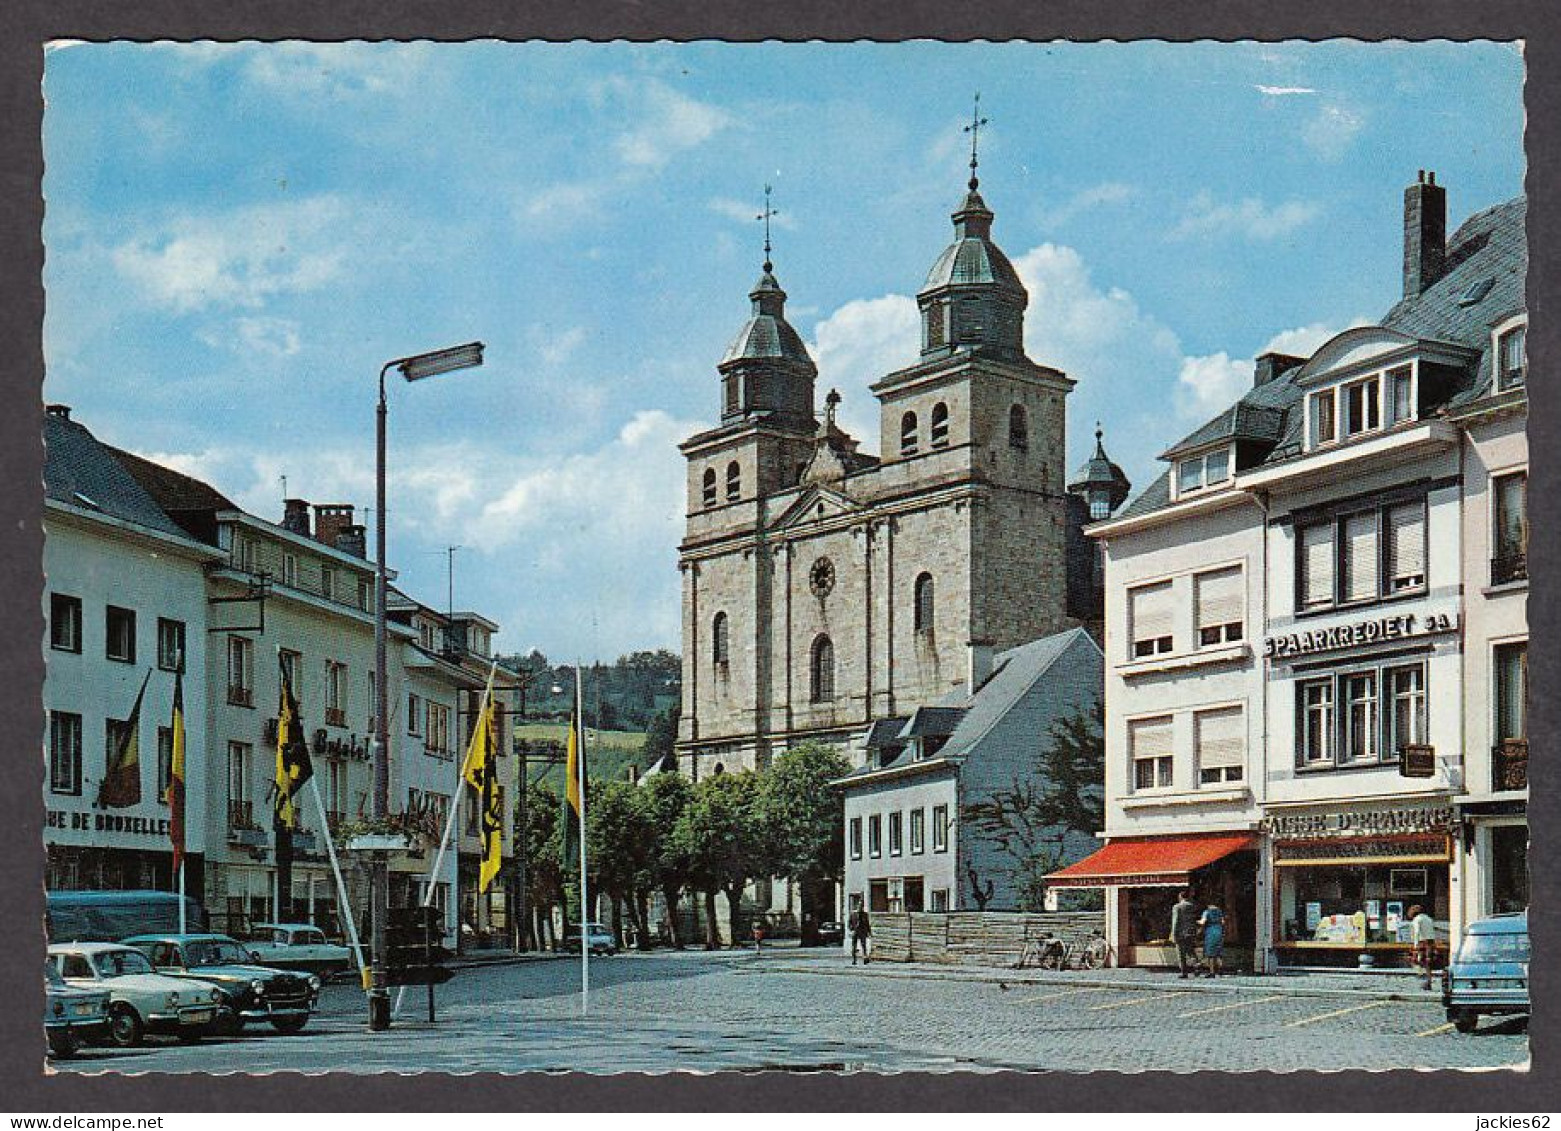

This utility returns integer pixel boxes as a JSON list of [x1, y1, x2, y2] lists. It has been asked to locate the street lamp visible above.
[[370, 340, 485, 1031]]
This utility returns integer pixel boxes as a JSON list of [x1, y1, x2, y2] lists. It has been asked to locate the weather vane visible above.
[[964, 92, 989, 190], [757, 184, 779, 272]]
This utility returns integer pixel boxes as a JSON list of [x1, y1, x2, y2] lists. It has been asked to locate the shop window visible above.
[[1195, 567, 1243, 647], [932, 804, 949, 853], [1387, 664, 1427, 757], [868, 814, 882, 858], [701, 468, 717, 507], [156, 618, 186, 672], [889, 811, 903, 856], [910, 807, 926, 854], [712, 612, 729, 668], [48, 711, 82, 795], [725, 461, 741, 502], [1342, 672, 1379, 763], [913, 573, 935, 635], [1130, 716, 1174, 791], [1195, 706, 1244, 786], [1497, 324, 1526, 391], [900, 411, 919, 456], [50, 593, 82, 653], [106, 605, 136, 663], [1008, 404, 1028, 450], [1299, 679, 1334, 766], [1310, 388, 1337, 447], [1385, 502, 1427, 593], [810, 635, 834, 703], [1493, 472, 1527, 584], [1129, 580, 1174, 658], [849, 817, 863, 860], [1387, 366, 1415, 425], [930, 402, 950, 449]]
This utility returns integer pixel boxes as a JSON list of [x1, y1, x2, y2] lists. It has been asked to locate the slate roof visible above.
[[107, 445, 235, 516], [720, 270, 816, 369], [43, 411, 191, 540], [1115, 194, 1526, 521], [837, 627, 1095, 784]]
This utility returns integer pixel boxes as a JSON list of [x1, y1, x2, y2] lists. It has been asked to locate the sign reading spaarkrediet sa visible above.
[[1264, 606, 1460, 660]]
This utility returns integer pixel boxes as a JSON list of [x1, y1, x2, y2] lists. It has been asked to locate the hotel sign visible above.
[[1264, 610, 1458, 660], [1262, 803, 1456, 840]]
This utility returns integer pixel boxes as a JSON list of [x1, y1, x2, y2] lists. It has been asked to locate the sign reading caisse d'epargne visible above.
[[1264, 609, 1459, 660]]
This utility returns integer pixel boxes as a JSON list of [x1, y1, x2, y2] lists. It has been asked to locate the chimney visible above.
[[1403, 169, 1447, 299], [313, 504, 354, 551], [335, 523, 367, 559], [1254, 352, 1306, 388], [45, 404, 71, 420], [967, 640, 995, 693], [282, 498, 312, 537]]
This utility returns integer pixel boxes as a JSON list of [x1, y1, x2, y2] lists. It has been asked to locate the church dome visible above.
[[720, 268, 816, 369], [921, 189, 1026, 294], [1068, 426, 1132, 519]]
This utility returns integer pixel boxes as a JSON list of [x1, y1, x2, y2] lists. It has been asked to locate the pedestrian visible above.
[[851, 906, 872, 965], [1199, 901, 1226, 978], [751, 919, 765, 958], [1409, 904, 1438, 989], [1170, 888, 1201, 979]]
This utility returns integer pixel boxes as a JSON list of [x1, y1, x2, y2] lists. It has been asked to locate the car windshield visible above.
[[1458, 931, 1530, 964], [185, 940, 251, 967], [94, 950, 154, 978], [45, 961, 64, 987], [299, 930, 325, 945]]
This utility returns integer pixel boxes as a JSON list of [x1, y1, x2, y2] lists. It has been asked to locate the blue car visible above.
[[1442, 911, 1529, 1033]]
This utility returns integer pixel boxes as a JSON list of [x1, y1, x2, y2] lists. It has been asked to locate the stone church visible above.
[[675, 165, 1125, 778]]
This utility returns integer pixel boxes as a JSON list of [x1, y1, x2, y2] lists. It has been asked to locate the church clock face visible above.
[[808, 556, 836, 598]]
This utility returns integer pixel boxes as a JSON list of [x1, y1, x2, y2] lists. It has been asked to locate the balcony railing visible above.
[[227, 684, 254, 708], [325, 706, 347, 728], [227, 799, 254, 828], [1494, 738, 1528, 792], [1492, 550, 1528, 586]]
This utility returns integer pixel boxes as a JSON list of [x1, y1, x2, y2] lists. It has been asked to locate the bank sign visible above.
[[1264, 606, 1459, 661]]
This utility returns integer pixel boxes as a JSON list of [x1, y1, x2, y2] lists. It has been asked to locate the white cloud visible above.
[[1176, 351, 1251, 417], [513, 181, 611, 230], [1256, 84, 1317, 97], [808, 295, 920, 442], [1262, 319, 1365, 357], [1302, 103, 1366, 162], [1037, 182, 1135, 230], [534, 325, 588, 368], [1169, 192, 1322, 242], [708, 196, 798, 230], [110, 196, 350, 313], [597, 77, 730, 171]]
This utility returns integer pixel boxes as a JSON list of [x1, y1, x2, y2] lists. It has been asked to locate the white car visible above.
[[49, 942, 220, 1047], [244, 923, 355, 978]]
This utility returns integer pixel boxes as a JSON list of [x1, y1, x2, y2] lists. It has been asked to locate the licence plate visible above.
[[72, 1003, 97, 1017], [181, 1009, 214, 1025]]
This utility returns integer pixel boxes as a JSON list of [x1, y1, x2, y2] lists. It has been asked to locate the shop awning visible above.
[[1045, 833, 1258, 889]]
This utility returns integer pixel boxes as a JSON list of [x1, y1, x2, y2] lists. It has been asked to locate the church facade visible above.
[[676, 171, 1113, 777]]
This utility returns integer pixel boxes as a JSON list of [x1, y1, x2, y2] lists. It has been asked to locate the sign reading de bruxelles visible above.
[[1264, 610, 1458, 660]]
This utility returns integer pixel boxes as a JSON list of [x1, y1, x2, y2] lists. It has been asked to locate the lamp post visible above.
[[370, 341, 485, 1031]]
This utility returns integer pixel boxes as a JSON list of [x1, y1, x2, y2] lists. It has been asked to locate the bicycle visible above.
[[1015, 933, 1071, 970], [1077, 931, 1115, 970]]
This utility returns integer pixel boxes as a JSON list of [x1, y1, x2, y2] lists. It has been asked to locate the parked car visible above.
[[49, 942, 220, 1047], [47, 890, 208, 943], [816, 920, 845, 946], [124, 933, 320, 1035], [1443, 911, 1529, 1033], [44, 961, 109, 1058], [562, 922, 618, 956], [244, 923, 355, 978]]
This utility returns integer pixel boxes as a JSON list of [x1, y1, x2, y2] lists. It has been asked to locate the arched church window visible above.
[[901, 411, 919, 457], [930, 403, 950, 449], [1009, 404, 1029, 451], [712, 612, 729, 667], [726, 461, 741, 502], [914, 573, 935, 634], [702, 468, 717, 507], [810, 635, 835, 703]]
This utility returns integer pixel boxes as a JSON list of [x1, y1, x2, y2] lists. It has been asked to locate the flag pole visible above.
[[178, 861, 187, 935], [311, 775, 368, 987], [577, 661, 589, 1016]]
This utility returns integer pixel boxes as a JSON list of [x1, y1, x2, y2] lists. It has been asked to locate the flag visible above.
[[98, 670, 150, 808], [462, 682, 503, 893], [562, 709, 588, 872], [274, 659, 314, 828], [167, 667, 186, 872]]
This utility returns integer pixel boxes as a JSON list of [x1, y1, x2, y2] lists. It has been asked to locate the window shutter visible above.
[[1386, 502, 1426, 587], [1130, 716, 1174, 760], [1196, 567, 1243, 630], [1300, 524, 1334, 607], [1130, 582, 1174, 643], [1196, 707, 1245, 770], [1342, 512, 1379, 601]]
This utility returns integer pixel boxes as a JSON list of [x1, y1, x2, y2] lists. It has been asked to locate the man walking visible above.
[[1409, 904, 1438, 989], [850, 907, 872, 965], [1171, 889, 1201, 979]]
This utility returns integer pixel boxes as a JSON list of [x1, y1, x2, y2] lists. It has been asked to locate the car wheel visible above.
[[47, 1029, 78, 1059], [108, 1005, 144, 1048], [213, 1006, 242, 1037], [1452, 1010, 1479, 1034], [271, 1015, 308, 1035]]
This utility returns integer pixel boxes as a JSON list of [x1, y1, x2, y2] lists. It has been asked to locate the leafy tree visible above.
[[639, 770, 694, 948], [754, 741, 849, 927], [642, 705, 680, 772], [516, 779, 563, 948], [587, 778, 656, 945], [959, 699, 1105, 911], [672, 771, 763, 948]]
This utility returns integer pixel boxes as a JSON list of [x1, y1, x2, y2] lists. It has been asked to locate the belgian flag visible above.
[[274, 659, 314, 828], [166, 667, 186, 872], [98, 670, 150, 808]]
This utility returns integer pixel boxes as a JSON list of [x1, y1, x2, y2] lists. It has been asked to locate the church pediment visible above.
[[768, 484, 862, 532]]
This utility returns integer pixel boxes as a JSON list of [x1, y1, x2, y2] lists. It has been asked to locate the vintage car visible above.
[[562, 922, 618, 957], [44, 960, 109, 1058], [1443, 911, 1529, 1033], [48, 942, 220, 1047], [244, 923, 355, 978], [124, 933, 320, 1035]]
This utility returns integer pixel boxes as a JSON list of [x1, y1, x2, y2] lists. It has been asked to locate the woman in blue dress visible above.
[[1200, 903, 1226, 977]]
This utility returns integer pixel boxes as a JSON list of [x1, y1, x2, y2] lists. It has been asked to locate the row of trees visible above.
[[517, 742, 849, 948]]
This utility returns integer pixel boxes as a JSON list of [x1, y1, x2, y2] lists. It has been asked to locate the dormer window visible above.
[[1176, 446, 1231, 496], [1311, 389, 1337, 446], [1344, 375, 1381, 437], [1386, 366, 1415, 425], [1497, 323, 1526, 391]]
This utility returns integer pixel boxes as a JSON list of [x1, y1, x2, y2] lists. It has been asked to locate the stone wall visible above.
[[869, 910, 1106, 965]]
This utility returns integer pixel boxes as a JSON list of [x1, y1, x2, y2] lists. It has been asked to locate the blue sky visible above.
[[42, 40, 1525, 661]]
